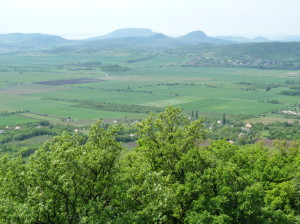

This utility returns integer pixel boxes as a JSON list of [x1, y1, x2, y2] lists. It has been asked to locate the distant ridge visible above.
[[177, 30, 234, 44], [0, 33, 66, 42], [252, 36, 270, 42], [86, 28, 157, 40], [0, 33, 68, 44], [74, 33, 182, 51], [217, 36, 271, 43], [149, 33, 170, 40], [0, 28, 299, 54], [0, 33, 71, 49]]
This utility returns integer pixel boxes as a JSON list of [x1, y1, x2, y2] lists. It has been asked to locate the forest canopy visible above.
[[0, 107, 299, 223]]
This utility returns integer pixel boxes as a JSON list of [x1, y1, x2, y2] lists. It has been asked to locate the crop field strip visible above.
[[34, 78, 105, 86], [0, 54, 299, 126], [0, 115, 34, 126], [17, 114, 46, 121]]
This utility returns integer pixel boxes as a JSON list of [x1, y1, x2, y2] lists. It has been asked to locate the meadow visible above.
[[0, 54, 299, 127]]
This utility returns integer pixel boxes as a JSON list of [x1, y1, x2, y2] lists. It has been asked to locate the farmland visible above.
[[0, 54, 299, 128]]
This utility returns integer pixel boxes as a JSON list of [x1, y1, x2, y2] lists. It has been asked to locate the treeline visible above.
[[72, 101, 163, 114], [0, 128, 52, 144], [0, 110, 29, 116], [0, 121, 74, 155], [267, 122, 300, 140], [58, 61, 130, 72], [100, 64, 129, 72], [45, 97, 163, 114], [234, 80, 300, 92], [126, 55, 156, 63], [280, 90, 300, 96], [208, 121, 300, 144], [0, 107, 299, 223]]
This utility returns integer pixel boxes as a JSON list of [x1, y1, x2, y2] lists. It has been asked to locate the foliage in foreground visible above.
[[0, 107, 299, 223]]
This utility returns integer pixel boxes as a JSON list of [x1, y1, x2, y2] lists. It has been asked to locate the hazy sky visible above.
[[1, 0, 299, 39]]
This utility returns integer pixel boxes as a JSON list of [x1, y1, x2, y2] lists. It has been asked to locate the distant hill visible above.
[[217, 36, 271, 43], [0, 33, 71, 49], [252, 36, 270, 42], [86, 28, 157, 41], [59, 34, 183, 53], [177, 31, 234, 44]]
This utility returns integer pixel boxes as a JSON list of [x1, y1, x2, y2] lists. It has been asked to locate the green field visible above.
[[0, 115, 34, 126], [0, 54, 299, 127]]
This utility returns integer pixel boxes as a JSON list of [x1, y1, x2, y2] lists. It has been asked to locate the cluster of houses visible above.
[[229, 123, 253, 144], [208, 120, 254, 145], [0, 125, 21, 135], [280, 110, 300, 115]]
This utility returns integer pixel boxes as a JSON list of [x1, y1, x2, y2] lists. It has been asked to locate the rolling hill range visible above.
[[217, 36, 271, 43], [0, 28, 300, 69], [0, 28, 269, 51], [0, 33, 73, 49], [53, 32, 184, 53]]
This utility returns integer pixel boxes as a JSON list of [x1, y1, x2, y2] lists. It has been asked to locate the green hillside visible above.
[[166, 42, 300, 69]]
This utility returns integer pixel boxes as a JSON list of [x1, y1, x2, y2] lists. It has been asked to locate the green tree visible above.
[[0, 122, 123, 223], [137, 106, 206, 177], [119, 107, 206, 223], [0, 107, 299, 223], [195, 110, 199, 120], [222, 113, 226, 125]]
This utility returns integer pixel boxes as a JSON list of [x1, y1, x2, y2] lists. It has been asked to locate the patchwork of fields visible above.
[[0, 54, 299, 126]]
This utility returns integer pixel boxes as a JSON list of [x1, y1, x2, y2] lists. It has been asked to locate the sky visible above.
[[1, 0, 299, 39]]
